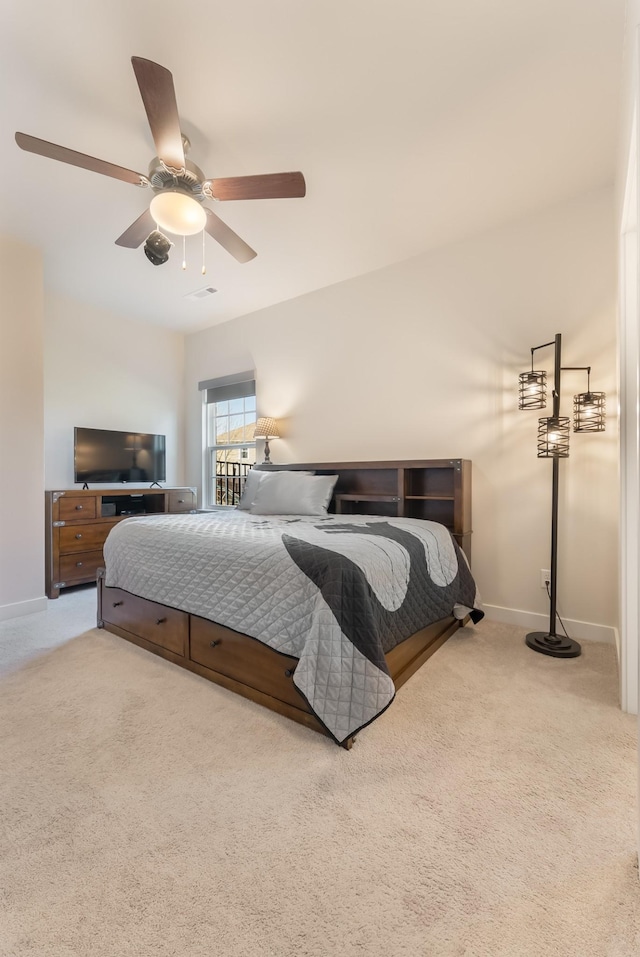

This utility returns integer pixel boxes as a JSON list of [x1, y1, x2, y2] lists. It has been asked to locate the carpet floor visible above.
[[0, 615, 638, 956]]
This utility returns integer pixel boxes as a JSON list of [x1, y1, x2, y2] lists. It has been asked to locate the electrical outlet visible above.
[[540, 569, 551, 589]]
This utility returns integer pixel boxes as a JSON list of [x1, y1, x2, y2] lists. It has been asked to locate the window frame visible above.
[[200, 376, 257, 508]]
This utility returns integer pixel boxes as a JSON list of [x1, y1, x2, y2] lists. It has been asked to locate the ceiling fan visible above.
[[15, 56, 306, 265]]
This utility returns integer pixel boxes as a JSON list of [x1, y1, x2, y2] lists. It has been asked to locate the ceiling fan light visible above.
[[150, 190, 207, 236]]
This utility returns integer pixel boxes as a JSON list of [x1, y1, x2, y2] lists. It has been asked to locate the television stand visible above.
[[45, 486, 197, 599]]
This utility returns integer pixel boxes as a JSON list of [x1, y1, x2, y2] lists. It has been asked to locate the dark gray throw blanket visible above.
[[104, 511, 483, 743]]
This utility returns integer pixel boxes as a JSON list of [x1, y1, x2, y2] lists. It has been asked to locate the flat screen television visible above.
[[74, 427, 166, 485]]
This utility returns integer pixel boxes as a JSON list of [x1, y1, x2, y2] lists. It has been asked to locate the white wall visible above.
[[185, 188, 618, 638], [0, 236, 46, 619], [44, 291, 185, 490], [617, 0, 640, 852], [0, 269, 186, 621]]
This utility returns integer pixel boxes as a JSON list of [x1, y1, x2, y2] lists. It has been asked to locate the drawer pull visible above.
[[112, 601, 123, 607], [75, 504, 83, 510], [209, 639, 220, 648], [155, 617, 167, 625], [285, 668, 295, 678], [75, 533, 83, 539], [178, 499, 185, 504], [76, 561, 83, 567]]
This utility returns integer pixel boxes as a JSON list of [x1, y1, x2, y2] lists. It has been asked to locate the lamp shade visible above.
[[537, 416, 570, 458], [573, 391, 605, 432], [254, 417, 280, 439], [149, 190, 207, 236], [519, 371, 547, 410]]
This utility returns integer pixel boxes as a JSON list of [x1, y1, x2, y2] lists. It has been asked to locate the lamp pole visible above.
[[525, 333, 581, 658]]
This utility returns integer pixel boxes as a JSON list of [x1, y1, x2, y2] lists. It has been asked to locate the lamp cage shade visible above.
[[254, 416, 280, 439], [573, 391, 606, 432], [537, 416, 570, 458], [519, 371, 547, 410]]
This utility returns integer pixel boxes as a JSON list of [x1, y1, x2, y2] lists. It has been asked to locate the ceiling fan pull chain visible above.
[[202, 228, 206, 275], [182, 235, 186, 271]]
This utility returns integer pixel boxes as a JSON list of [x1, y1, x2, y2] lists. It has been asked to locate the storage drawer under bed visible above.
[[100, 585, 187, 656], [190, 616, 304, 710]]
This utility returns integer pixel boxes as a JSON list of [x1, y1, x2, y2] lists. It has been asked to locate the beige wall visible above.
[[44, 292, 185, 490], [0, 236, 46, 618], [185, 187, 618, 636]]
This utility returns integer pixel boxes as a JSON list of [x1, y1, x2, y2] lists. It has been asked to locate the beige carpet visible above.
[[1, 620, 638, 957]]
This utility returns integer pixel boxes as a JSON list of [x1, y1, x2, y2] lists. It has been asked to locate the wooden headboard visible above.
[[263, 459, 472, 561]]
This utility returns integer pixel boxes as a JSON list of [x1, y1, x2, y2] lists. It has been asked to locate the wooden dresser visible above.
[[45, 487, 197, 598]]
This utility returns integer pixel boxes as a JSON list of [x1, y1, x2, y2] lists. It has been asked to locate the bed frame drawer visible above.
[[101, 586, 187, 656], [190, 616, 304, 709]]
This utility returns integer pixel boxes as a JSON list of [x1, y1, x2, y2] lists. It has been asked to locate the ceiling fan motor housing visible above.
[[148, 158, 207, 202]]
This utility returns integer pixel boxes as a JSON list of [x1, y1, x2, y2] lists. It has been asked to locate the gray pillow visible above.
[[238, 469, 314, 510], [250, 472, 338, 516]]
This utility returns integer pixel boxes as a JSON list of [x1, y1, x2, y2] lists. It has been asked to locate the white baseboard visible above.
[[0, 596, 48, 622], [482, 604, 616, 645]]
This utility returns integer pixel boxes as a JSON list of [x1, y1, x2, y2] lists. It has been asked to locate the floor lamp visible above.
[[518, 333, 606, 658]]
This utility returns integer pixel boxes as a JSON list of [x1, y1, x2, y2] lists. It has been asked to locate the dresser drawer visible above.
[[59, 549, 104, 583], [190, 616, 302, 708], [169, 489, 195, 512], [101, 586, 187, 656], [58, 496, 97, 521], [59, 521, 116, 553]]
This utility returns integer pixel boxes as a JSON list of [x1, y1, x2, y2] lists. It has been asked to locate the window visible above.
[[199, 372, 257, 507]]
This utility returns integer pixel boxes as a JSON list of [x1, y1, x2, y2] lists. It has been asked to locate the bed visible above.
[[97, 459, 483, 747]]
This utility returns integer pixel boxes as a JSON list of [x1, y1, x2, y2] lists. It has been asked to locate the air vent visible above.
[[185, 286, 218, 301]]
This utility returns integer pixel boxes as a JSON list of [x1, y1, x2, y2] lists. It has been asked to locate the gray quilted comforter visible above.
[[103, 510, 483, 743]]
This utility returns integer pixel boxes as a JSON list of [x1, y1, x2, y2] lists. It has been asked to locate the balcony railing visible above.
[[215, 460, 253, 506]]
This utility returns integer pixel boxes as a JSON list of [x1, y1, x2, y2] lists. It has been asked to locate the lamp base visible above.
[[525, 631, 581, 658]]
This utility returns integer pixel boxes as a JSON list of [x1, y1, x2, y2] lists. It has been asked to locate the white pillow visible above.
[[237, 469, 314, 510], [250, 472, 338, 516], [237, 468, 268, 510]]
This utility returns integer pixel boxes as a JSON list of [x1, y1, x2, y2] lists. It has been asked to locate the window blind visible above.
[[198, 371, 255, 404]]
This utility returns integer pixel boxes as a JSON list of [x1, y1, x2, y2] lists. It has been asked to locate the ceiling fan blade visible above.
[[206, 171, 306, 202], [115, 208, 156, 248], [15, 132, 148, 186], [131, 56, 185, 172], [205, 208, 257, 263]]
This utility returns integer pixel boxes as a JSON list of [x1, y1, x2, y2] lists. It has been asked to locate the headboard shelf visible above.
[[266, 459, 472, 562], [405, 494, 456, 501], [335, 493, 401, 503]]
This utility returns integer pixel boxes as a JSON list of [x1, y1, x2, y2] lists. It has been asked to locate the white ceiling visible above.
[[0, 0, 626, 333]]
